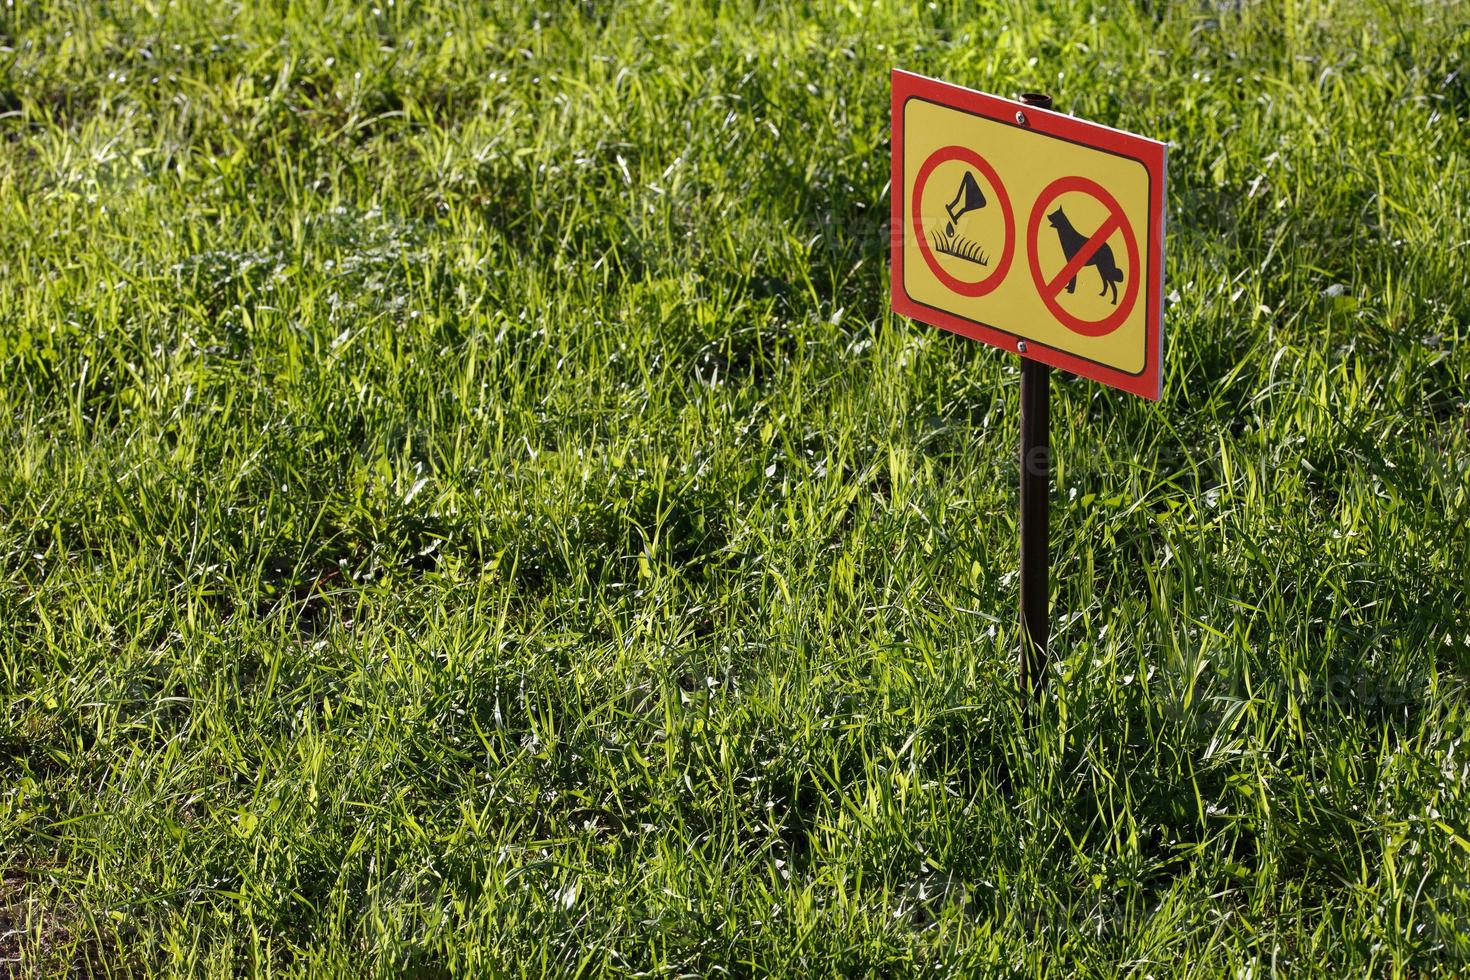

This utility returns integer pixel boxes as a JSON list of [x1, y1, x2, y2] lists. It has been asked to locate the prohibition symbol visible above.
[[1026, 175, 1141, 337], [911, 146, 1015, 298]]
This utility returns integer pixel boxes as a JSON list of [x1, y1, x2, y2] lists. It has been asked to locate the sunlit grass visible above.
[[1, 0, 1469, 975]]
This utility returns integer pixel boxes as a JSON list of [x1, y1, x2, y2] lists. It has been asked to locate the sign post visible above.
[[1015, 95, 1053, 697], [889, 71, 1167, 701], [1018, 351, 1050, 696]]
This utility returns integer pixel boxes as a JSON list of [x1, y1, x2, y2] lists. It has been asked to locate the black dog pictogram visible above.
[[1046, 206, 1125, 305]]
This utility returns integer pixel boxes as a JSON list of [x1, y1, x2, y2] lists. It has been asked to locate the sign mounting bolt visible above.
[[1018, 340, 1028, 353], [1016, 110, 1027, 125]]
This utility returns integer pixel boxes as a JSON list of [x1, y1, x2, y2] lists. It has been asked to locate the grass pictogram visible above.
[[930, 231, 989, 266]]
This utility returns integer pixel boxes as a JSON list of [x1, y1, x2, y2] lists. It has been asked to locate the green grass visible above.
[[2, 0, 1469, 975]]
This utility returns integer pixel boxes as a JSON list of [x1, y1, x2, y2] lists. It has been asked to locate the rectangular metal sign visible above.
[[890, 69, 1167, 399]]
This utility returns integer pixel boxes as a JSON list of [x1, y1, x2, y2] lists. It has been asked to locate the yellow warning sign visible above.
[[891, 70, 1167, 399]]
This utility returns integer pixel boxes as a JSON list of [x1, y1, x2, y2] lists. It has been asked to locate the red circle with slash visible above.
[[911, 146, 1015, 298], [1026, 175, 1141, 337]]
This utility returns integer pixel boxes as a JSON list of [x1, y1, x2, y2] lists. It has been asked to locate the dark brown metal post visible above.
[[1017, 92, 1053, 700], [1018, 358, 1051, 697]]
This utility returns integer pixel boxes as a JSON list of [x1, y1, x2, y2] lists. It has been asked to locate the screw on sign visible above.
[[889, 69, 1167, 705]]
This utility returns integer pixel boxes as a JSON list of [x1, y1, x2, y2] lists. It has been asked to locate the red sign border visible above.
[[890, 68, 1167, 401]]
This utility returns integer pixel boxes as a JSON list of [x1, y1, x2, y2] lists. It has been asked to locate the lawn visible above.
[[2, 1, 1469, 975]]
